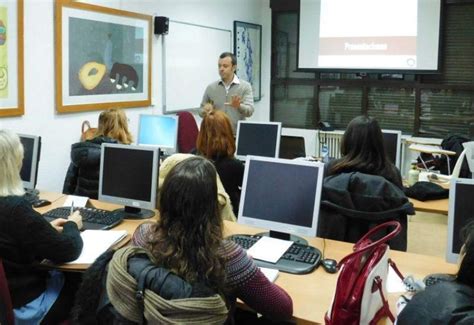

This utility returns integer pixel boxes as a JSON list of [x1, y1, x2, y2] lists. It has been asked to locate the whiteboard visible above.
[[163, 21, 232, 113]]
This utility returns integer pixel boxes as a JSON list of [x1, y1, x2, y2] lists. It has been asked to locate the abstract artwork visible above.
[[55, 1, 152, 113], [234, 21, 261, 101], [0, 0, 23, 117]]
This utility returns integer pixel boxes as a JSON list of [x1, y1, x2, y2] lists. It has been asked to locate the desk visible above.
[[223, 221, 457, 324], [40, 194, 457, 324], [409, 197, 449, 215]]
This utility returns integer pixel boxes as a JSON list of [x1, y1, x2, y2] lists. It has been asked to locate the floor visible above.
[[407, 211, 447, 258]]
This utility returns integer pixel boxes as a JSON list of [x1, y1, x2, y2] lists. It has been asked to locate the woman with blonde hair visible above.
[[196, 104, 244, 214], [0, 129, 83, 324], [63, 108, 133, 199]]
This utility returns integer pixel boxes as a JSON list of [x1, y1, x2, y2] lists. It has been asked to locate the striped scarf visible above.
[[106, 246, 228, 324]]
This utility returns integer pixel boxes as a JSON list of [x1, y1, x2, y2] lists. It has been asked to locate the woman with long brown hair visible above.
[[325, 115, 403, 188], [72, 157, 292, 323], [196, 104, 244, 214], [63, 108, 133, 199]]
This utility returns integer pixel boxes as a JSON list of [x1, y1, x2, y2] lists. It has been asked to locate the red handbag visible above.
[[325, 221, 402, 325]]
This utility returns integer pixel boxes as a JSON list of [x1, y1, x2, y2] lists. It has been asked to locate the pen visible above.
[[70, 201, 74, 215]]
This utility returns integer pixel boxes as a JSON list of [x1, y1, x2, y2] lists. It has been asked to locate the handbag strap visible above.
[[135, 265, 155, 325], [81, 120, 91, 133], [337, 221, 401, 267]]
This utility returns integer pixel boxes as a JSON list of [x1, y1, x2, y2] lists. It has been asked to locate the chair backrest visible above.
[[451, 149, 467, 178], [0, 259, 14, 325], [176, 111, 199, 153]]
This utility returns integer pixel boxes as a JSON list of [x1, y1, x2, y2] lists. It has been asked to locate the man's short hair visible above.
[[219, 52, 237, 66]]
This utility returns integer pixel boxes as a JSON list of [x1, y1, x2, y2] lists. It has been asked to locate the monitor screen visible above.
[[382, 130, 401, 169], [99, 143, 159, 214], [279, 135, 306, 159], [299, 0, 442, 72], [238, 156, 324, 239], [137, 114, 179, 152], [446, 179, 474, 264], [236, 121, 282, 160], [18, 134, 41, 190]]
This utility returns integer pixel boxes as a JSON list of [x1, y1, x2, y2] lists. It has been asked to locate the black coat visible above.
[[62, 136, 117, 199], [397, 280, 474, 324], [317, 172, 414, 251]]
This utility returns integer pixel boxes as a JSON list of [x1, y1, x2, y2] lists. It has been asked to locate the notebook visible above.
[[66, 230, 127, 264]]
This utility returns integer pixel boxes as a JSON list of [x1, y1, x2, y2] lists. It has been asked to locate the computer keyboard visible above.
[[43, 207, 123, 230], [228, 234, 322, 274]]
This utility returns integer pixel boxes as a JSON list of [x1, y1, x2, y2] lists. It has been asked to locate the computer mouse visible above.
[[33, 199, 52, 208], [321, 258, 338, 274]]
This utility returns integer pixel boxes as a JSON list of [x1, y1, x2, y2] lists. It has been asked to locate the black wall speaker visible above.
[[154, 16, 169, 35]]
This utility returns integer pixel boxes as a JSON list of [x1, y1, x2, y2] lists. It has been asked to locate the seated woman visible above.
[[325, 115, 403, 189], [0, 130, 83, 324], [63, 108, 133, 199], [72, 157, 292, 323], [397, 220, 474, 324], [196, 105, 244, 215]]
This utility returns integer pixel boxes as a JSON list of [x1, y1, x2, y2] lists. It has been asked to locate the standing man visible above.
[[201, 52, 254, 133]]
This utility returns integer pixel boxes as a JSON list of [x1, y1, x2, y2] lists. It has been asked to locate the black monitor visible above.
[[382, 129, 401, 169], [18, 134, 41, 190], [99, 143, 159, 219], [235, 121, 282, 161], [238, 156, 324, 244], [279, 135, 306, 159], [446, 178, 474, 263]]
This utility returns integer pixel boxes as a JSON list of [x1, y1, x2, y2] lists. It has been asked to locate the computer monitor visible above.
[[446, 178, 474, 263], [238, 156, 324, 244], [382, 129, 402, 169], [463, 141, 474, 178], [99, 143, 159, 219], [18, 134, 41, 190], [235, 121, 282, 161], [279, 135, 306, 159], [137, 114, 179, 154]]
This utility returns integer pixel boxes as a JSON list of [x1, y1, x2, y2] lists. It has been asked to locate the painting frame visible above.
[[0, 0, 24, 117], [233, 21, 262, 102], [55, 0, 152, 113]]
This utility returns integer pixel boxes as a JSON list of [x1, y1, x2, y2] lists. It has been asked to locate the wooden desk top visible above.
[[223, 221, 457, 324], [409, 197, 449, 215], [40, 193, 457, 324]]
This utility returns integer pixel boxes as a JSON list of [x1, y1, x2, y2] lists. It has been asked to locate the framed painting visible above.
[[0, 0, 23, 117], [55, 1, 152, 113], [234, 21, 261, 102]]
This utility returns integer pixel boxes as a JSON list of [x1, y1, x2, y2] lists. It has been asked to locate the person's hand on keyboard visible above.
[[68, 211, 83, 230]]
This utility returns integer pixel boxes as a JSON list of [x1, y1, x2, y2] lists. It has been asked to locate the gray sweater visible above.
[[201, 76, 254, 133]]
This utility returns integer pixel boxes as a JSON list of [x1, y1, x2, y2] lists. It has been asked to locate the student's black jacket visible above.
[[62, 136, 117, 199], [397, 280, 474, 324], [0, 196, 82, 307]]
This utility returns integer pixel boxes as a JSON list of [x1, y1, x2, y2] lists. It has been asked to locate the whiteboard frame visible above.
[[162, 20, 232, 114]]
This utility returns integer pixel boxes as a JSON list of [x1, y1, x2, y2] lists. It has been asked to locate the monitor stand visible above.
[[256, 230, 308, 246], [113, 206, 155, 220]]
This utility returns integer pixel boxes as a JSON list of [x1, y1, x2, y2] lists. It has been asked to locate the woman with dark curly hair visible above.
[[72, 156, 292, 323]]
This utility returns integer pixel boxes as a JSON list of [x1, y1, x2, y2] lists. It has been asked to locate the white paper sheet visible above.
[[67, 230, 127, 264], [247, 236, 293, 263], [63, 195, 89, 208], [386, 266, 407, 293], [260, 267, 279, 282]]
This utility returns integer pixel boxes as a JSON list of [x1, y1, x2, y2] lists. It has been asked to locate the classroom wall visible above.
[[0, 0, 271, 192]]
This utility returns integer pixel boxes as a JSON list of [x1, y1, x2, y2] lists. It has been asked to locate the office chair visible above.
[[427, 144, 471, 184], [0, 259, 14, 325], [176, 111, 199, 153]]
